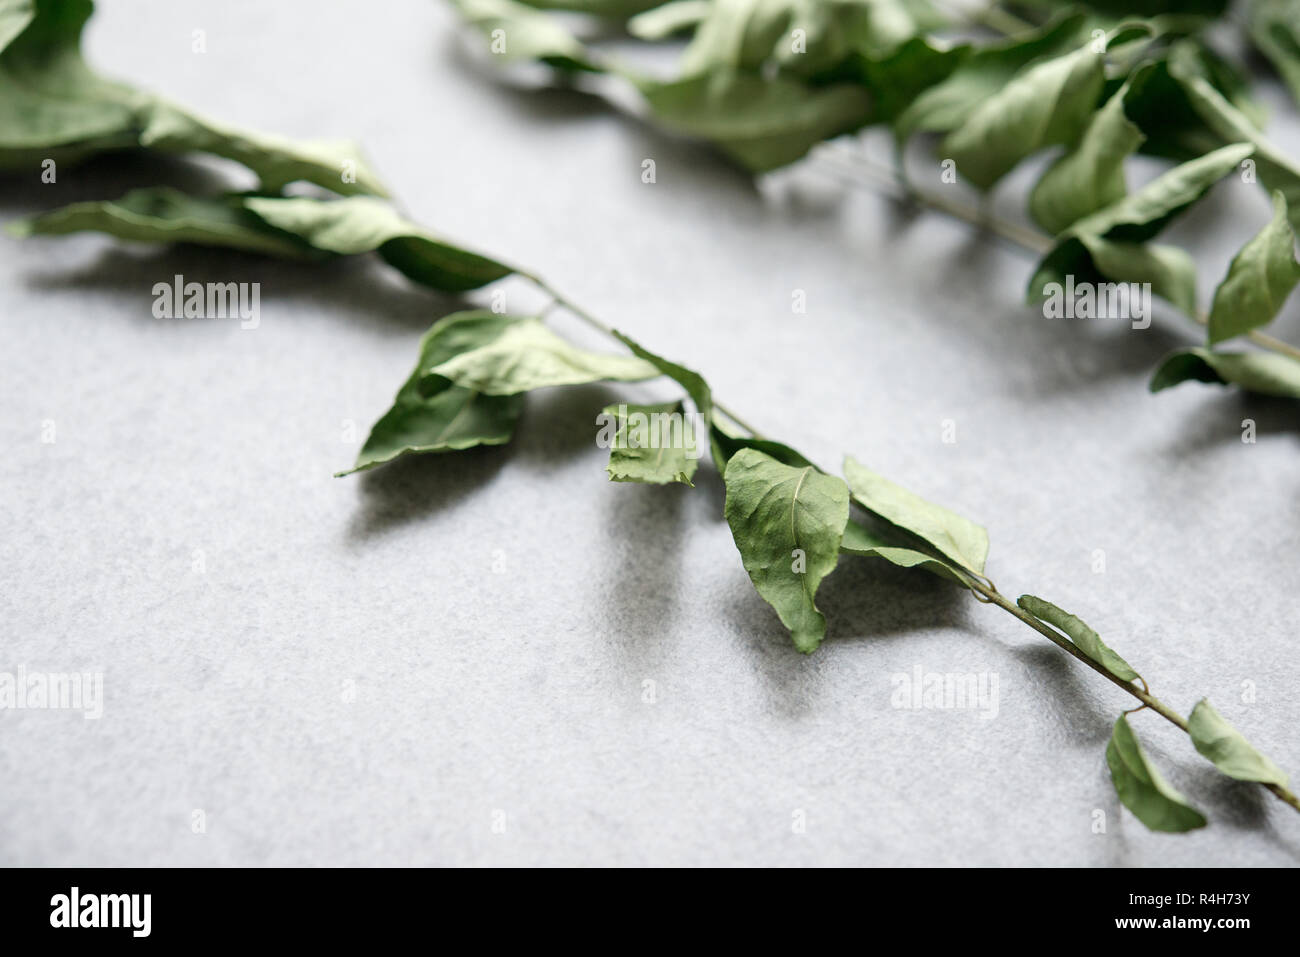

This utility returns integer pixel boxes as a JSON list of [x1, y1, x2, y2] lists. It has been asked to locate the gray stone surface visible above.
[[2, 0, 1299, 866]]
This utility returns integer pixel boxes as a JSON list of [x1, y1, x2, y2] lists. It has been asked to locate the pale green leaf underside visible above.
[[1017, 594, 1139, 682], [244, 196, 514, 292], [676, 0, 939, 79], [1065, 142, 1254, 243], [1188, 699, 1289, 787], [603, 401, 700, 485], [628, 0, 710, 40], [842, 455, 988, 575], [139, 100, 388, 197], [895, 13, 1087, 140], [427, 316, 660, 395], [450, 0, 599, 70], [724, 448, 850, 653], [0, 0, 35, 52], [944, 44, 1104, 191], [1106, 714, 1207, 833], [639, 70, 871, 172], [840, 519, 966, 584]]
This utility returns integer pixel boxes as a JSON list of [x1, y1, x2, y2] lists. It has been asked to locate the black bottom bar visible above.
[[0, 866, 1287, 944]]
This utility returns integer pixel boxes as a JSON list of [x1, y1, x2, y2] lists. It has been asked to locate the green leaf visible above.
[[0, 0, 142, 160], [943, 42, 1105, 190], [1017, 595, 1140, 683], [678, 0, 804, 75], [628, 0, 711, 39], [1029, 73, 1147, 235], [425, 316, 660, 394], [1106, 714, 1207, 833], [137, 101, 388, 198], [852, 35, 970, 125], [1149, 347, 1300, 399], [515, 0, 670, 16], [340, 311, 525, 475], [0, 0, 384, 194], [842, 455, 988, 575], [1187, 699, 1290, 786], [1247, 0, 1300, 108], [676, 0, 940, 77], [1064, 142, 1254, 243], [638, 69, 871, 172], [602, 401, 701, 485], [1028, 234, 1198, 317], [723, 448, 850, 653], [12, 189, 514, 293], [840, 519, 966, 583], [450, 0, 600, 72], [1120, 55, 1229, 162], [1169, 51, 1300, 232], [1207, 191, 1300, 344], [1028, 143, 1253, 309], [8, 187, 321, 259], [0, 0, 36, 53], [845, 0, 947, 58], [243, 196, 514, 292], [1173, 38, 1268, 131], [895, 13, 1087, 140]]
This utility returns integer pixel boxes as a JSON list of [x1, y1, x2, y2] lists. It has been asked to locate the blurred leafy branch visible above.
[[3, 0, 1298, 831], [444, 0, 1300, 397]]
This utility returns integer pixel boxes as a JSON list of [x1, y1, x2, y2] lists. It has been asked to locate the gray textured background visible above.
[[2, 0, 1299, 866]]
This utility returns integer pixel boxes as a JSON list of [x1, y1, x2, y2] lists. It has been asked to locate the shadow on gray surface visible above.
[[344, 382, 625, 543], [718, 550, 972, 719], [442, 34, 760, 196], [17, 243, 460, 335], [596, 478, 691, 663], [816, 554, 970, 646], [342, 441, 510, 544], [0, 149, 235, 212], [1155, 391, 1300, 457], [0, 149, 470, 334], [1011, 643, 1111, 743]]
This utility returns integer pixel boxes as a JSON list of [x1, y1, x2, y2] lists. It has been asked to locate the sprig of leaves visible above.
[[330, 257, 1300, 830], [0, 0, 386, 195], [7, 0, 1299, 832], [442, 0, 1300, 407]]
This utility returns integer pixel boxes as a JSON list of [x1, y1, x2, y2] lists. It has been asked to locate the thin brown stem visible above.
[[960, 573, 1300, 815], [520, 271, 767, 439]]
